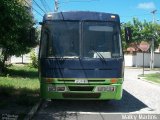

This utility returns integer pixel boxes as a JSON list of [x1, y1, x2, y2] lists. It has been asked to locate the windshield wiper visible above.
[[97, 52, 107, 65], [91, 50, 107, 65]]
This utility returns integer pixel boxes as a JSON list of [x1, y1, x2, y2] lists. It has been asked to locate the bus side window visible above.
[[40, 30, 49, 58], [47, 34, 53, 57], [112, 33, 120, 57]]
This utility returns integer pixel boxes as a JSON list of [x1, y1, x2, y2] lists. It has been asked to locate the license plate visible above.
[[97, 86, 115, 92], [75, 79, 88, 83]]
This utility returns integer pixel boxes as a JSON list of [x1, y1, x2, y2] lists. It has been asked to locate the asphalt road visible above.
[[34, 68, 160, 120]]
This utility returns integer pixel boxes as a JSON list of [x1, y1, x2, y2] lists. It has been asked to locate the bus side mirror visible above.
[[39, 22, 43, 25], [30, 27, 36, 42], [125, 27, 132, 43]]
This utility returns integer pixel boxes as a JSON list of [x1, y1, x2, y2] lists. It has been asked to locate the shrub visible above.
[[30, 49, 38, 68]]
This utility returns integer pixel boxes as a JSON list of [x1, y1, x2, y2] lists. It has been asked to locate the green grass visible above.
[[0, 65, 39, 90], [0, 64, 40, 118], [141, 73, 160, 84]]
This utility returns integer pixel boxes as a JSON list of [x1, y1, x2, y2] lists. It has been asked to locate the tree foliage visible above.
[[0, 0, 38, 71], [121, 18, 160, 50], [29, 49, 38, 68]]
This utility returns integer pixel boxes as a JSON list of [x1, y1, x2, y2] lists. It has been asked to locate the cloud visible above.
[[137, 2, 156, 10]]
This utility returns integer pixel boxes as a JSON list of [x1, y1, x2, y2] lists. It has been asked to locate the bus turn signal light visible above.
[[110, 78, 118, 83], [45, 78, 53, 83]]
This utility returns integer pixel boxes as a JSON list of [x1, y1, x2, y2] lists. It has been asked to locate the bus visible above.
[[39, 11, 124, 100]]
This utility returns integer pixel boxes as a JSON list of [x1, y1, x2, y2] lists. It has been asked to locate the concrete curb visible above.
[[24, 99, 44, 120], [138, 77, 160, 86]]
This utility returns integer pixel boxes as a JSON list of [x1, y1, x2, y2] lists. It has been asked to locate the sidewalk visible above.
[[124, 67, 160, 85], [125, 67, 160, 78]]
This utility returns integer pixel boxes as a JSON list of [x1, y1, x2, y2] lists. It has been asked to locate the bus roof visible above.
[[43, 11, 120, 23]]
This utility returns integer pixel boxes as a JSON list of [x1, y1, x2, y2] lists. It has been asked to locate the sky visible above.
[[32, 0, 160, 24]]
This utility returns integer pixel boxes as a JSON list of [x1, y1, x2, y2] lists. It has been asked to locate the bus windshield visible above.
[[46, 21, 121, 58], [83, 22, 121, 58], [50, 21, 79, 58]]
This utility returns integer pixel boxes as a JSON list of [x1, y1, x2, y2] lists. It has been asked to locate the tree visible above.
[[0, 0, 38, 72], [121, 18, 160, 51]]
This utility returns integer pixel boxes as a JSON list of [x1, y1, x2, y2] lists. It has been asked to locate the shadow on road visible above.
[[35, 90, 148, 119]]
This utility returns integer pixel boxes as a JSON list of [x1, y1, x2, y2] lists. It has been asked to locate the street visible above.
[[34, 68, 160, 120]]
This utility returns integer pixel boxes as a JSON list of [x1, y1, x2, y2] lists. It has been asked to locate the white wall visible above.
[[11, 54, 31, 64], [125, 53, 160, 67], [10, 46, 39, 64], [124, 54, 134, 66]]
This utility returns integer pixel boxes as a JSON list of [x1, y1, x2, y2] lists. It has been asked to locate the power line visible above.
[[56, 0, 100, 12], [32, 7, 44, 17], [23, 0, 43, 17], [43, 0, 52, 11], [61, 0, 100, 3], [40, 0, 48, 12], [32, 0, 46, 13]]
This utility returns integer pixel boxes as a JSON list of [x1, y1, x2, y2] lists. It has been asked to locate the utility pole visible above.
[[54, 0, 59, 12], [150, 10, 157, 69]]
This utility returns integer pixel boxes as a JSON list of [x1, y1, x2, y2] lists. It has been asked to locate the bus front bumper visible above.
[[40, 83, 123, 100]]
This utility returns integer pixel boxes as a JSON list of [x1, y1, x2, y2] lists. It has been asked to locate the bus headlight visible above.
[[48, 85, 67, 92], [95, 86, 116, 92], [48, 85, 56, 92], [57, 86, 66, 91]]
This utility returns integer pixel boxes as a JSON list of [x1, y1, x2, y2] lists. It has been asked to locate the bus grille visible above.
[[68, 86, 94, 91], [63, 93, 100, 98], [58, 80, 105, 83]]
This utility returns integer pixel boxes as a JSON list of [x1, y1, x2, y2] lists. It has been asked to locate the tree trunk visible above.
[[1, 49, 8, 72]]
